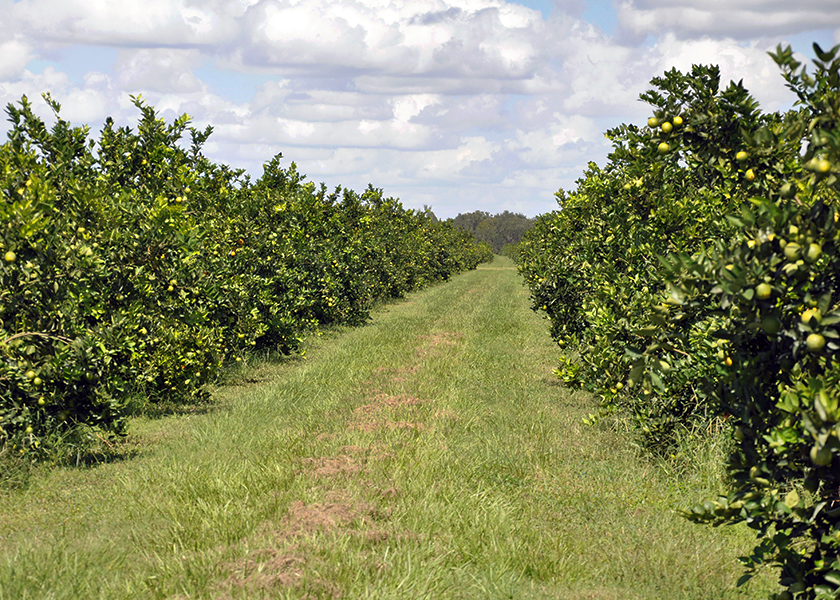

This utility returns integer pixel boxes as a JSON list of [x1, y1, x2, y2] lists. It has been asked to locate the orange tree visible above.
[[664, 46, 840, 600], [519, 63, 779, 444], [0, 95, 490, 456], [516, 44, 840, 598]]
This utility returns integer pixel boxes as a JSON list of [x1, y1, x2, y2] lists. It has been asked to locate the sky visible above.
[[1, 1, 839, 218]]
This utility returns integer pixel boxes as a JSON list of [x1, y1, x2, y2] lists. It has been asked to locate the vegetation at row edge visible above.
[[0, 95, 492, 458], [515, 43, 840, 600]]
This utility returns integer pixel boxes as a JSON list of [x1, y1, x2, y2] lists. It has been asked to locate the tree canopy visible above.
[[450, 210, 535, 253]]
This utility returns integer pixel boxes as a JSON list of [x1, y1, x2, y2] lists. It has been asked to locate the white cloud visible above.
[[0, 0, 834, 218], [0, 36, 34, 81], [235, 0, 546, 84], [648, 35, 796, 111], [9, 0, 242, 46], [509, 114, 606, 167], [116, 49, 204, 93], [616, 0, 840, 41]]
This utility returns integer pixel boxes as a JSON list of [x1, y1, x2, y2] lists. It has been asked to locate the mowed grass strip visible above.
[[0, 257, 773, 599]]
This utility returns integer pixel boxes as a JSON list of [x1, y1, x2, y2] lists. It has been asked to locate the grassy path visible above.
[[0, 257, 772, 599]]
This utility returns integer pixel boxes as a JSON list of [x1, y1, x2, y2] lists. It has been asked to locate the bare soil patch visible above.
[[223, 493, 387, 598], [349, 393, 431, 433], [416, 331, 462, 357], [299, 455, 362, 478]]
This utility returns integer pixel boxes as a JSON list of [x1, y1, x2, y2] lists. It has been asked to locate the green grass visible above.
[[0, 257, 776, 599]]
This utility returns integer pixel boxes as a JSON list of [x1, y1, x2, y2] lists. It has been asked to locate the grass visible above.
[[0, 257, 776, 599]]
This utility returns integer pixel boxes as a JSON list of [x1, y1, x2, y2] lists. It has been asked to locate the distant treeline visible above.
[[449, 211, 535, 254]]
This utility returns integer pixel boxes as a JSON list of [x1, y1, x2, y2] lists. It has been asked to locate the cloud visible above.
[[648, 34, 796, 111], [0, 0, 835, 218], [8, 0, 243, 46], [115, 49, 204, 93], [0, 36, 34, 81], [234, 0, 547, 85], [616, 0, 840, 41]]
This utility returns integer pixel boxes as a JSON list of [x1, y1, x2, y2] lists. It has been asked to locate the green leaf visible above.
[[628, 361, 645, 387], [625, 346, 644, 359], [635, 327, 658, 336], [813, 43, 838, 62]]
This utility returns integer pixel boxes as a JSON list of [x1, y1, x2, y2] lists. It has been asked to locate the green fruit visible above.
[[810, 445, 832, 466], [660, 122, 672, 133], [804, 243, 822, 263], [756, 283, 772, 299], [648, 117, 659, 128], [24, 370, 35, 380], [801, 308, 822, 325], [735, 151, 749, 161], [816, 159, 832, 173], [745, 169, 756, 181], [777, 592, 793, 600], [761, 315, 781, 335], [615, 382, 623, 390], [806, 333, 826, 352], [784, 243, 801, 261], [780, 182, 795, 198], [4, 251, 15, 263], [672, 115, 683, 126], [657, 142, 670, 154], [32, 377, 42, 387]]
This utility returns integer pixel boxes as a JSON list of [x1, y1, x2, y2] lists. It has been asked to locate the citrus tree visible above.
[[516, 43, 840, 598], [0, 95, 491, 457]]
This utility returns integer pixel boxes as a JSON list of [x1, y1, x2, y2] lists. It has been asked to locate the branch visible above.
[[2, 331, 73, 345]]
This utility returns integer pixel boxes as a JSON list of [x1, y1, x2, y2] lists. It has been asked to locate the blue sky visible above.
[[1, 0, 839, 217]]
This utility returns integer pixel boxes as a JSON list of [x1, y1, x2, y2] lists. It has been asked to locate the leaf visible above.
[[813, 43, 838, 63], [784, 489, 800, 509], [740, 205, 756, 226], [628, 361, 645, 387], [635, 327, 658, 336], [651, 313, 668, 327], [625, 346, 644, 359], [650, 370, 665, 392]]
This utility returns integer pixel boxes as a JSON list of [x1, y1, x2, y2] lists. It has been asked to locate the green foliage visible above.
[[516, 44, 840, 599], [451, 210, 535, 253], [0, 94, 490, 457]]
